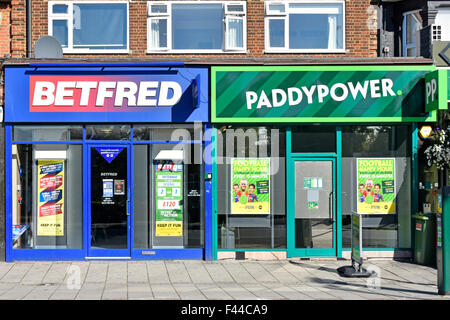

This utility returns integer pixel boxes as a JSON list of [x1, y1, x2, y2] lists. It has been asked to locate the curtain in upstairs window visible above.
[[228, 18, 243, 49]]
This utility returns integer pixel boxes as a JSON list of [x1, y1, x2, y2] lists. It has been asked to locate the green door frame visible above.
[[286, 127, 343, 258]]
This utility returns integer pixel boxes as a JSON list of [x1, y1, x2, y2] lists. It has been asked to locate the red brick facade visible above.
[[6, 0, 377, 59]]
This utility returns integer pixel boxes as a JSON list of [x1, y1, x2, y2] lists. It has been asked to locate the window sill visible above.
[[146, 49, 247, 55], [264, 49, 346, 54], [62, 49, 130, 54]]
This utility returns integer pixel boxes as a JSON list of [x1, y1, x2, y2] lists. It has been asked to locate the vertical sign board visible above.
[[352, 213, 362, 265], [425, 69, 448, 112], [37, 160, 65, 236], [155, 162, 183, 237], [357, 158, 396, 214], [231, 158, 270, 215]]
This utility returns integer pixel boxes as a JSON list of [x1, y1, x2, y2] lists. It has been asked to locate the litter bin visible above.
[[413, 213, 436, 266]]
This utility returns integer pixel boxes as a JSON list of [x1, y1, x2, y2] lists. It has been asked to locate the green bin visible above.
[[412, 213, 436, 266]]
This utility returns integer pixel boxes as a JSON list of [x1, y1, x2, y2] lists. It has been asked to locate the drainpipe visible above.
[[26, 0, 32, 58]]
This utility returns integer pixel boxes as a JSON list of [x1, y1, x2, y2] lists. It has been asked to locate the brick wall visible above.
[[8, 0, 378, 59], [0, 2, 11, 57]]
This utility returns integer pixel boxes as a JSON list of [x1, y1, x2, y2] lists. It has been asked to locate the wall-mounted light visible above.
[[419, 125, 433, 139]]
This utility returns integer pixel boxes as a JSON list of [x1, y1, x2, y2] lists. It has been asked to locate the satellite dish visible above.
[[34, 35, 63, 58]]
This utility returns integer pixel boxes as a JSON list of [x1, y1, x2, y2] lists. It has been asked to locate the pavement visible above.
[[0, 258, 448, 300]]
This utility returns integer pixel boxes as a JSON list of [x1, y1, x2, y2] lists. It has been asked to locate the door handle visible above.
[[126, 199, 131, 216], [329, 191, 335, 222]]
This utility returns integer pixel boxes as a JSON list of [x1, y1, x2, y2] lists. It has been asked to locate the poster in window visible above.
[[357, 158, 395, 214], [155, 162, 183, 237], [231, 158, 270, 214], [37, 159, 65, 236]]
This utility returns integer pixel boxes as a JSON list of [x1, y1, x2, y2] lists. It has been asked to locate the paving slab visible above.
[[0, 284, 35, 300], [102, 283, 128, 300], [66, 262, 90, 286], [289, 284, 341, 300], [218, 283, 259, 300], [49, 284, 80, 300], [242, 262, 278, 283], [260, 262, 301, 284], [0, 263, 14, 280], [166, 262, 192, 284], [127, 262, 149, 284], [0, 263, 33, 283], [263, 283, 313, 300], [196, 284, 233, 300], [203, 263, 235, 283], [147, 261, 170, 284], [76, 283, 105, 300], [151, 283, 180, 300], [240, 283, 285, 300], [173, 283, 207, 300], [128, 283, 153, 300], [106, 262, 128, 284], [221, 262, 257, 284], [21, 262, 52, 285], [42, 263, 71, 284], [84, 263, 108, 284], [22, 284, 59, 300], [184, 261, 214, 284]]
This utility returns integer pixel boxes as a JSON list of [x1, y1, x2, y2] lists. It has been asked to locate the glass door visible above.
[[88, 145, 131, 257], [287, 158, 337, 257]]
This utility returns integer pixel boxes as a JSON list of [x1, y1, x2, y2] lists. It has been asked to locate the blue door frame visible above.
[[287, 157, 338, 258], [86, 144, 132, 258]]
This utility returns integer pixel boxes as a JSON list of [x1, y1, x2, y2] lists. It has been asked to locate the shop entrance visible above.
[[287, 158, 337, 257], [88, 145, 131, 258]]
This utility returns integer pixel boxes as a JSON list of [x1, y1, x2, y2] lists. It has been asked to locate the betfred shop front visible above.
[[211, 65, 437, 260], [4, 62, 212, 261]]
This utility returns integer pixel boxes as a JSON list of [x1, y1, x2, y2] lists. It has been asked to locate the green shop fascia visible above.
[[210, 64, 446, 260]]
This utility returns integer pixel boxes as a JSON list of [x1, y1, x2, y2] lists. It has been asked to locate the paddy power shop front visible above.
[[4, 63, 211, 261], [211, 65, 437, 260]]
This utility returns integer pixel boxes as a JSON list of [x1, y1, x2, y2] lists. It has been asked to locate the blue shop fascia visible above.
[[3, 61, 213, 261]]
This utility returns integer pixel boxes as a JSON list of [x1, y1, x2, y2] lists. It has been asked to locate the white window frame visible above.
[[147, 1, 247, 54], [265, 0, 346, 53], [48, 1, 129, 54], [402, 10, 422, 57]]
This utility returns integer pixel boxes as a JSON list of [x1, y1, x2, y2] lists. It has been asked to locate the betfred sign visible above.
[[30, 76, 183, 112]]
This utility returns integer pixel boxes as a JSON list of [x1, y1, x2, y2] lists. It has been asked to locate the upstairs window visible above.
[[265, 1, 345, 53], [402, 10, 422, 57], [147, 1, 246, 53], [48, 1, 129, 53]]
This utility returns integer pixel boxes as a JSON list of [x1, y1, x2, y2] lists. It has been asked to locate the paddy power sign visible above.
[[212, 66, 436, 122]]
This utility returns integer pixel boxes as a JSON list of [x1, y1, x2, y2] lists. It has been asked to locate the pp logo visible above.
[[66, 265, 81, 290], [365, 265, 381, 290]]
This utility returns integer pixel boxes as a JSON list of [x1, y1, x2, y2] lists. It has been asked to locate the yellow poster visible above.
[[37, 160, 64, 236], [155, 222, 183, 237]]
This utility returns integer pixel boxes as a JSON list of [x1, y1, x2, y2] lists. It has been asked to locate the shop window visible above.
[[48, 1, 129, 53], [147, 1, 246, 53], [12, 144, 83, 249], [133, 124, 201, 142], [291, 126, 336, 153], [13, 126, 83, 141], [85, 125, 130, 140], [402, 10, 422, 57], [265, 1, 345, 53], [216, 126, 286, 249], [133, 143, 204, 249], [341, 126, 412, 249]]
